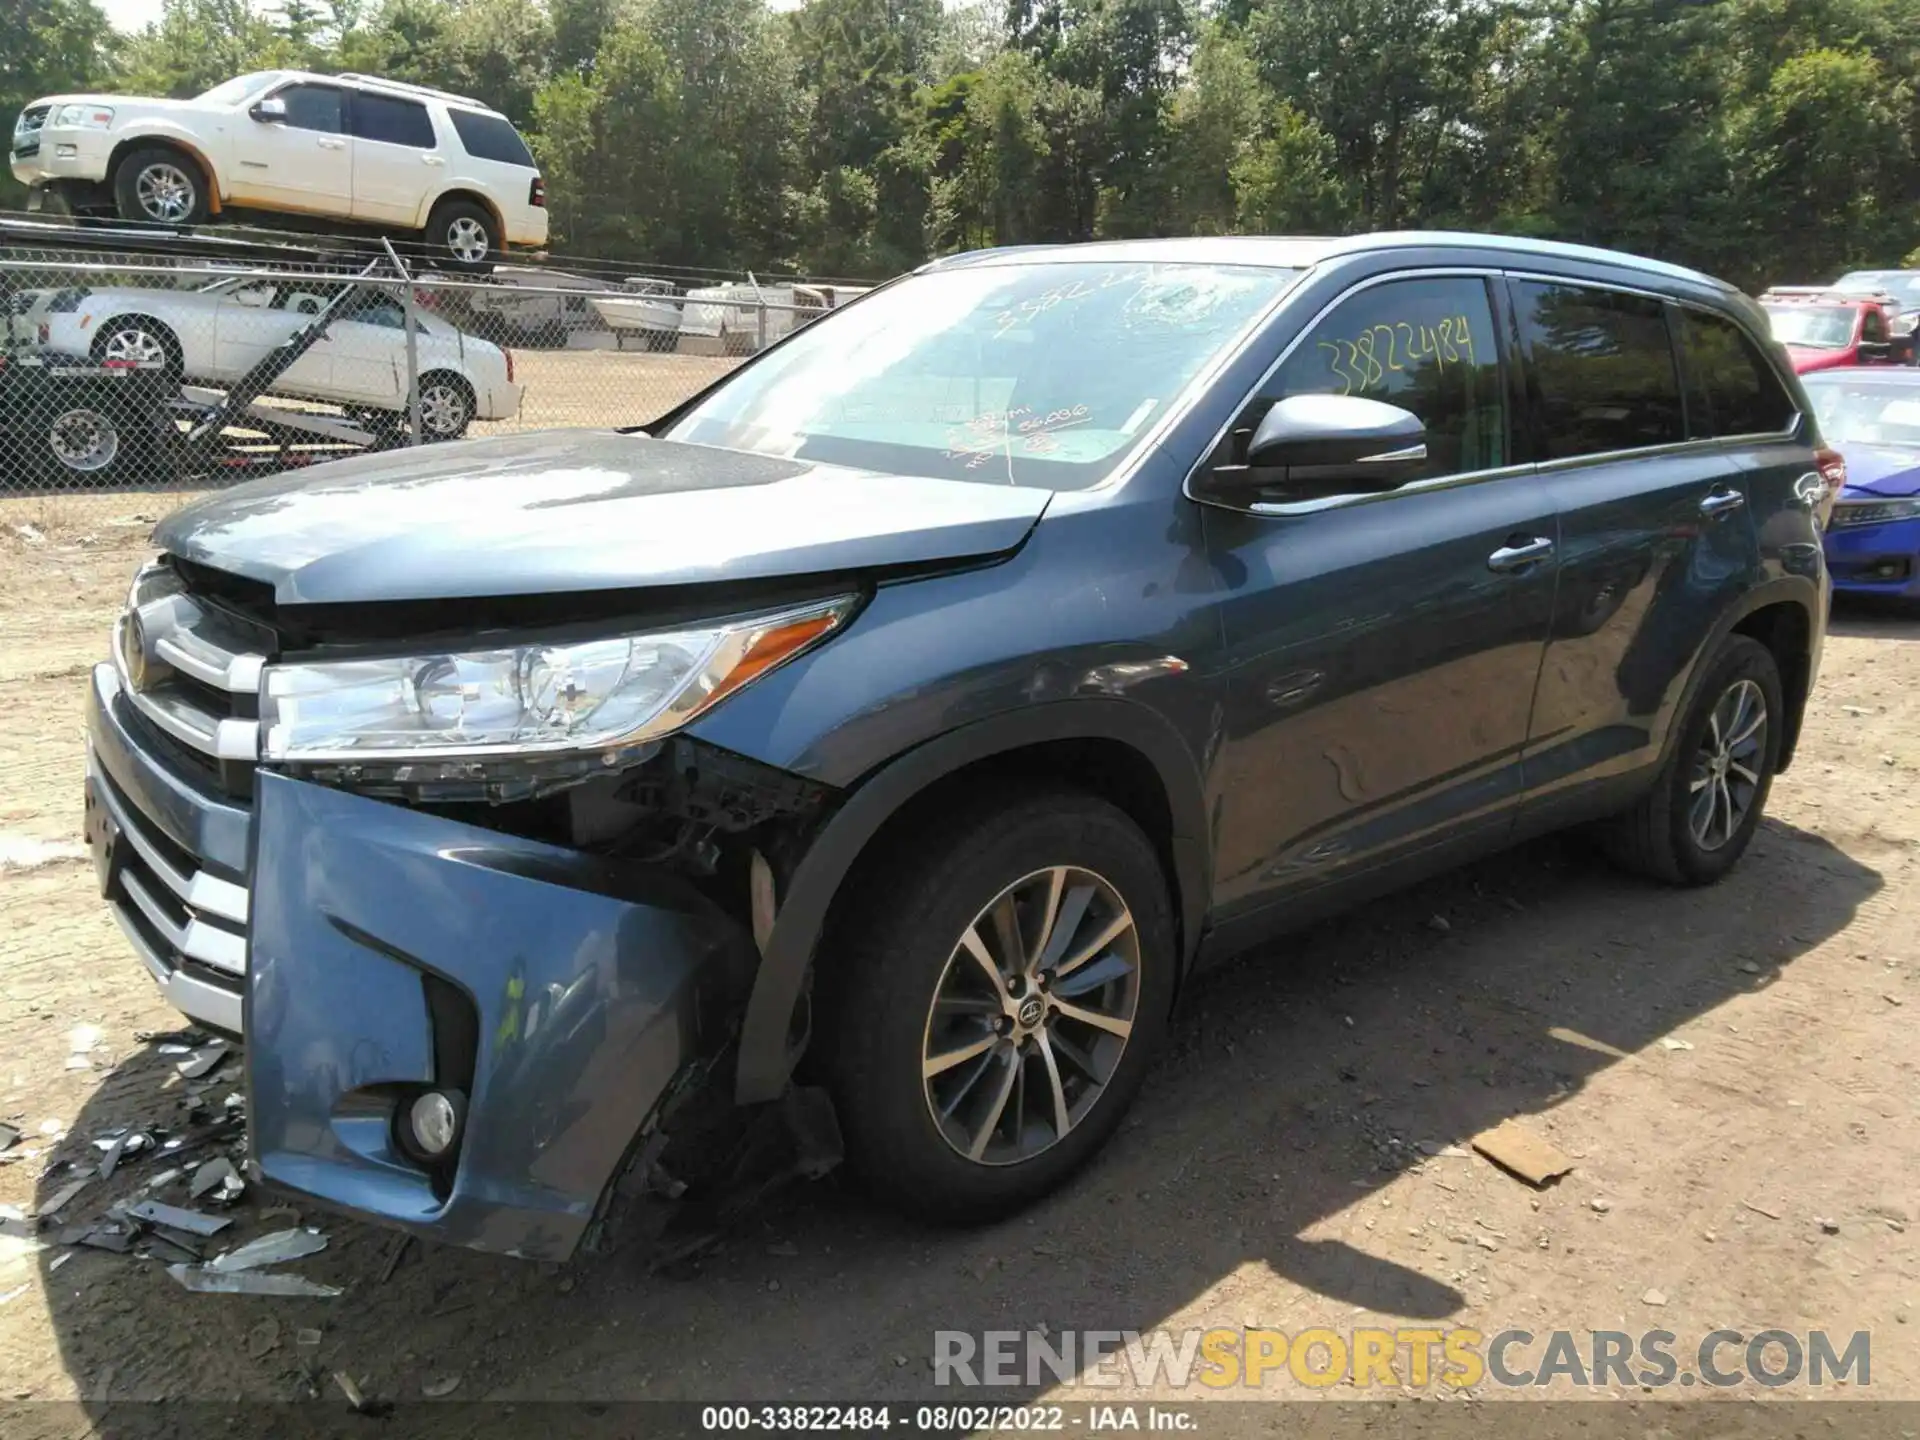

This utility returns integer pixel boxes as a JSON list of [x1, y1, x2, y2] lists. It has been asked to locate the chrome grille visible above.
[[113, 563, 270, 785], [94, 561, 274, 1035]]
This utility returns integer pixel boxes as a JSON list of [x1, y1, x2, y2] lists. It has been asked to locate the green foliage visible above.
[[11, 0, 1920, 286]]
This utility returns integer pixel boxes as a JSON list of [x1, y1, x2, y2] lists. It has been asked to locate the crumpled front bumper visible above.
[[248, 773, 756, 1261]]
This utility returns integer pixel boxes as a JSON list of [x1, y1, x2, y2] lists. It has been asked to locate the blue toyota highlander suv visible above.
[[84, 233, 1833, 1260]]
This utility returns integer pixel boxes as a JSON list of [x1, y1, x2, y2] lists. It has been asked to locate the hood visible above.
[[1785, 345, 1853, 374], [30, 93, 204, 116], [1835, 441, 1920, 498], [154, 431, 1054, 606]]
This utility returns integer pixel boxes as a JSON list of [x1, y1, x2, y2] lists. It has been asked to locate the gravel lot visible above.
[[1, 512, 1917, 1428]]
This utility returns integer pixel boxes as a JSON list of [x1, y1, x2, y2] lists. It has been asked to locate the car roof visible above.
[[924, 231, 1736, 293], [277, 69, 507, 119]]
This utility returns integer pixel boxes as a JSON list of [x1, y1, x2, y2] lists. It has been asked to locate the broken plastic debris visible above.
[[176, 1044, 229, 1080], [333, 1372, 390, 1414], [1657, 1037, 1695, 1052], [125, 1200, 231, 1237], [422, 1374, 462, 1398], [0, 1124, 17, 1153], [189, 1157, 244, 1205], [49, 1251, 72, 1273], [36, 1180, 90, 1220], [210, 1228, 327, 1273], [1471, 1120, 1575, 1187], [166, 1264, 342, 1298]]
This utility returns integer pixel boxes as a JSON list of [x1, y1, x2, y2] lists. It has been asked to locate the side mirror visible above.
[[250, 97, 287, 124], [1199, 394, 1428, 506]]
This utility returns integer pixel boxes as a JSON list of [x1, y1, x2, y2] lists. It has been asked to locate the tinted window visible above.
[[1515, 282, 1684, 460], [278, 84, 343, 135], [351, 93, 435, 148], [1264, 275, 1506, 481], [1862, 306, 1887, 343], [1678, 309, 1795, 437], [449, 110, 534, 167]]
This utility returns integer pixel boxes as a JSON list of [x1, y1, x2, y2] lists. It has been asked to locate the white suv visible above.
[[11, 71, 548, 267]]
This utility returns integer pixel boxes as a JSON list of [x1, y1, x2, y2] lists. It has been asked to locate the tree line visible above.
[[8, 0, 1919, 288]]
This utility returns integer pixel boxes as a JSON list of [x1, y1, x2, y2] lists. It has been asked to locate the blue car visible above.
[[1802, 367, 1920, 600], [84, 233, 1830, 1261]]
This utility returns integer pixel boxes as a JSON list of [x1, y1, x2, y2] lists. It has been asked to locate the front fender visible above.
[[110, 124, 228, 204], [731, 699, 1211, 1105]]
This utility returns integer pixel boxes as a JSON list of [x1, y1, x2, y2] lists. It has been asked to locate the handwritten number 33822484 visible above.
[[1315, 316, 1476, 397]]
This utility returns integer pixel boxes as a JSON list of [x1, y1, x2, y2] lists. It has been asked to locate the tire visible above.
[[821, 790, 1175, 1223], [111, 146, 209, 227], [90, 316, 184, 381], [415, 373, 475, 441], [425, 199, 499, 272], [1597, 635, 1784, 886]]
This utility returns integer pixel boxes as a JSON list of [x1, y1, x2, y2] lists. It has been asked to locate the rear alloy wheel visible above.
[[427, 199, 499, 271], [46, 407, 121, 477], [416, 374, 475, 441], [1597, 634, 1784, 885], [825, 792, 1174, 1222]]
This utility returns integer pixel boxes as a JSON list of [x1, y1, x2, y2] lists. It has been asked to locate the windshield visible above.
[[198, 72, 285, 106], [1763, 304, 1856, 349], [1804, 377, 1920, 449], [663, 261, 1300, 489], [1836, 270, 1920, 302]]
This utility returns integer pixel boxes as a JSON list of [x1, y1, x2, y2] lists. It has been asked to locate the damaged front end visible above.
[[246, 732, 845, 1263], [90, 553, 864, 1263]]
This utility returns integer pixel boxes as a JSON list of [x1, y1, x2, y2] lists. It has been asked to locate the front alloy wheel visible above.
[[922, 866, 1140, 1165], [98, 327, 167, 368], [825, 792, 1173, 1223]]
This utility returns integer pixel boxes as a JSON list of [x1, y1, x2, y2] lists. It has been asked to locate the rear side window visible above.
[[351, 93, 435, 149], [449, 110, 535, 168], [1267, 275, 1507, 481], [1515, 282, 1685, 460], [1677, 308, 1796, 438], [1862, 306, 1887, 343], [277, 84, 343, 134]]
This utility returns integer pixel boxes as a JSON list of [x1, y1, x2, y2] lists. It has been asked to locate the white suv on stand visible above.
[[11, 71, 548, 268]]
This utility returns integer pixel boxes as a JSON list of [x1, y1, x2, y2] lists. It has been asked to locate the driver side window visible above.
[[1257, 276, 1507, 484]]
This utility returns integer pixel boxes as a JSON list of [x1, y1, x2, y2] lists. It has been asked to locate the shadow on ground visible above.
[[31, 816, 1882, 1428]]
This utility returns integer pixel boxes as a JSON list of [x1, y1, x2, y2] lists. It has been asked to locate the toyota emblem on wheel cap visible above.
[[1017, 995, 1045, 1028]]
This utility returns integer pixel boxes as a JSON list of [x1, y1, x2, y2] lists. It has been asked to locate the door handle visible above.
[[1699, 488, 1747, 518], [1487, 537, 1555, 573], [317, 138, 346, 150], [422, 155, 446, 166]]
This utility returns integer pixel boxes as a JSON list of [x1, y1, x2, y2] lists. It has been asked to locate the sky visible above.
[[102, 0, 167, 32], [99, 0, 817, 33]]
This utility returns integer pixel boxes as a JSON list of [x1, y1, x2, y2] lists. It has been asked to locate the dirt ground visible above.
[[1, 510, 1917, 1429]]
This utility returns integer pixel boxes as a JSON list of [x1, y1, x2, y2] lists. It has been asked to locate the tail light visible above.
[[529, 176, 545, 208], [36, 322, 49, 345], [1812, 446, 1846, 528], [504, 349, 515, 382]]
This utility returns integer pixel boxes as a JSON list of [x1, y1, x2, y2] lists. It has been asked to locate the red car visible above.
[[1759, 286, 1910, 373]]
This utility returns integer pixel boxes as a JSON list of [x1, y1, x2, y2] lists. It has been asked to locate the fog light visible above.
[[406, 1089, 466, 1161]]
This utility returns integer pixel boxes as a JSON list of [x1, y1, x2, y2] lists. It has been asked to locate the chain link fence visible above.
[[0, 243, 863, 532]]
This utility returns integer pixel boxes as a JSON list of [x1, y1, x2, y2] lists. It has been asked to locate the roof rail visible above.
[[334, 72, 489, 109]]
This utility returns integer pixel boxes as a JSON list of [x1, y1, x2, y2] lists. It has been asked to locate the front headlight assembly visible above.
[[260, 596, 854, 787], [53, 104, 114, 130]]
